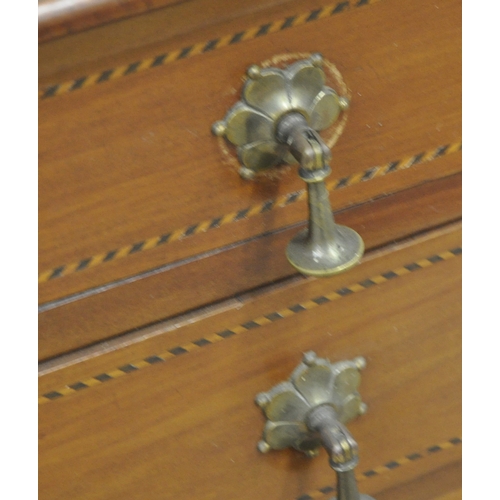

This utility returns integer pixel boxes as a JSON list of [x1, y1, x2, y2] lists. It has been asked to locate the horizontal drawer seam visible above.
[[38, 0, 382, 99], [38, 141, 461, 286], [296, 437, 462, 500], [38, 245, 462, 405]]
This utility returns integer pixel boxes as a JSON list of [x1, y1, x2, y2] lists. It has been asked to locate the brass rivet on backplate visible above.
[[211, 120, 227, 137], [239, 166, 256, 180], [310, 52, 324, 67], [353, 356, 367, 371], [303, 350, 319, 367], [255, 392, 271, 409], [339, 96, 350, 111], [358, 402, 368, 415], [305, 448, 321, 458], [257, 440, 271, 453], [246, 64, 262, 79]]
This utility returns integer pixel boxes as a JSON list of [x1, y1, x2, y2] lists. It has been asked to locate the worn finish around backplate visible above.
[[212, 53, 342, 176]]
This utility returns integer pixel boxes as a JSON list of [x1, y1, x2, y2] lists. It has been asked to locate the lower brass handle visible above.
[[255, 351, 375, 500]]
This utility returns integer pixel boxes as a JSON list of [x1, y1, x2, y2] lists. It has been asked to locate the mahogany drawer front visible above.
[[39, 0, 194, 43], [38, 226, 462, 500], [38, 0, 315, 68], [38, 0, 461, 360], [39, 1, 462, 496], [38, 172, 461, 360]]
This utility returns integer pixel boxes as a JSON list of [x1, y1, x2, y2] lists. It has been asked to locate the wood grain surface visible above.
[[38, 226, 462, 500], [39, 0, 189, 42], [375, 461, 461, 500], [39, 0, 461, 306], [39, 172, 461, 360], [38, 0, 462, 495], [39, 0, 336, 81], [38, 147, 461, 306]]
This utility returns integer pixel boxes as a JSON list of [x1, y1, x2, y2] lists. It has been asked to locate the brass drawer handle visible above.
[[255, 351, 375, 500], [212, 54, 364, 277]]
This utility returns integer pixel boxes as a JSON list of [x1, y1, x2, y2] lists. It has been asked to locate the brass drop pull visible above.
[[254, 352, 375, 500], [212, 54, 364, 277]]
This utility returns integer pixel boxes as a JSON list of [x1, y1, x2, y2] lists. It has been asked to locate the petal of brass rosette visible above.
[[309, 87, 341, 131], [291, 363, 336, 408], [287, 61, 326, 117], [263, 421, 311, 450], [261, 381, 311, 423], [224, 102, 275, 146], [335, 392, 363, 424], [242, 69, 292, 120], [332, 365, 361, 399], [238, 140, 288, 172]]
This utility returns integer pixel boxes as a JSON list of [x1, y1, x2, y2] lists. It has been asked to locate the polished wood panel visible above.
[[39, 0, 187, 42], [38, 149, 461, 306], [39, 0, 327, 81], [38, 223, 462, 386], [39, 0, 461, 305], [39, 172, 461, 360], [376, 462, 461, 500], [39, 226, 462, 500], [38, 0, 462, 495]]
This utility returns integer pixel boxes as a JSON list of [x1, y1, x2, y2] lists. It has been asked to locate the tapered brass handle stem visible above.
[[307, 405, 374, 500], [336, 471, 371, 500], [277, 113, 364, 276], [212, 54, 364, 277]]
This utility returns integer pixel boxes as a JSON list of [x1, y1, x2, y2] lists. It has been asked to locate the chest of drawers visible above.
[[39, 0, 462, 498]]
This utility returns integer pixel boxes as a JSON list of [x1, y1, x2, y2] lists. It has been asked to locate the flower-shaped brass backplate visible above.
[[255, 352, 367, 456], [212, 54, 346, 177]]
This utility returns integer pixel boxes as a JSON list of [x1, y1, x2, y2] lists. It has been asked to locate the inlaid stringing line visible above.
[[38, 142, 461, 284], [39, 246, 461, 405], [39, 0, 382, 99]]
